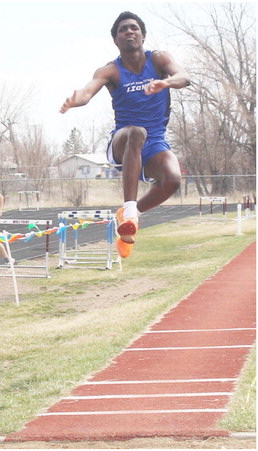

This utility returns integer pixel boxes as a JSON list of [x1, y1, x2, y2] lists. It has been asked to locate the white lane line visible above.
[[63, 392, 233, 400], [146, 328, 256, 333], [81, 378, 237, 385], [126, 345, 252, 351], [39, 408, 228, 416]]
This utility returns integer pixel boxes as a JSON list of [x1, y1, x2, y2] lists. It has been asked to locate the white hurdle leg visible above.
[[236, 203, 243, 236], [3, 230, 19, 307]]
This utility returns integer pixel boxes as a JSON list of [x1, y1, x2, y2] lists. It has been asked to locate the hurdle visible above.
[[0, 219, 52, 279], [57, 210, 121, 271], [18, 191, 40, 211], [199, 196, 227, 220], [1, 230, 19, 306], [242, 194, 256, 217], [234, 202, 256, 236]]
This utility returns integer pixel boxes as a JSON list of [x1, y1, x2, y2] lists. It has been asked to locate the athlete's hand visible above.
[[60, 90, 77, 114], [144, 79, 168, 95]]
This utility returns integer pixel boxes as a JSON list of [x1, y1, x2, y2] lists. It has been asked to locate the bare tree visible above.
[[18, 125, 54, 190], [82, 118, 114, 153], [62, 118, 114, 157], [159, 2, 256, 194], [0, 82, 35, 156]]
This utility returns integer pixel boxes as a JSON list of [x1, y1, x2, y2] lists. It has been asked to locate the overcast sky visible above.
[[0, 0, 249, 148]]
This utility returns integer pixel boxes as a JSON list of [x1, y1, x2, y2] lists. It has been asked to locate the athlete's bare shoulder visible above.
[[151, 50, 187, 79], [94, 60, 120, 91], [151, 50, 175, 67]]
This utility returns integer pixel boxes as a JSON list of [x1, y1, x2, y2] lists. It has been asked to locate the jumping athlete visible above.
[[60, 11, 190, 258]]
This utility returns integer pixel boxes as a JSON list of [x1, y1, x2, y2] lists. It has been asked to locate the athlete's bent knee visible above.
[[126, 126, 147, 144], [163, 172, 181, 195], [172, 172, 181, 190]]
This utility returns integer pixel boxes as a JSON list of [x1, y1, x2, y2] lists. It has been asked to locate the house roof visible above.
[[60, 153, 109, 165], [2, 161, 17, 169]]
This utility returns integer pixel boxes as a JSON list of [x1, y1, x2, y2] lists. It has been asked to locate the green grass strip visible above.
[[0, 216, 256, 435]]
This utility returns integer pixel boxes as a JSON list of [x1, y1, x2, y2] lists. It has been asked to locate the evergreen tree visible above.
[[62, 127, 86, 156]]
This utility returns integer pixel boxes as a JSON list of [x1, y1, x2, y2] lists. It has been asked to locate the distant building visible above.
[[57, 153, 120, 179], [0, 161, 18, 177]]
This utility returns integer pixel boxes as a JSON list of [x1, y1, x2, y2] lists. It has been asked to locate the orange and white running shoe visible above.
[[116, 238, 133, 259], [116, 207, 138, 244]]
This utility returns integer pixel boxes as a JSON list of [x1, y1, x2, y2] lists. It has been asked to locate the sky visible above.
[[0, 0, 196, 148], [0, 0, 252, 149]]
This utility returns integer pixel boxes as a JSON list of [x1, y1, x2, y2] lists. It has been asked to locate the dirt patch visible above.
[[0, 436, 256, 449], [58, 276, 166, 312], [0, 251, 166, 311]]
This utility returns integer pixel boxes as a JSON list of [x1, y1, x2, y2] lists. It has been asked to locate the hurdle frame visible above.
[[2, 229, 19, 306], [233, 202, 256, 236], [18, 191, 40, 211], [199, 196, 228, 220], [0, 219, 52, 279], [242, 194, 256, 217], [57, 210, 121, 271]]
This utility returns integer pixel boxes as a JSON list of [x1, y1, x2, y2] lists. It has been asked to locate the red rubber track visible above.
[[5, 242, 256, 442]]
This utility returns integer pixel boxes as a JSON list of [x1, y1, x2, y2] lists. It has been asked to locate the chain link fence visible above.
[[0, 174, 256, 210]]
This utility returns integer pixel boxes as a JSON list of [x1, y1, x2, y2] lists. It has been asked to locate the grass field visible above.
[[0, 214, 256, 439]]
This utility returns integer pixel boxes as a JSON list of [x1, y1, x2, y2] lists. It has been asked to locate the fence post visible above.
[[232, 176, 236, 202], [236, 203, 243, 236]]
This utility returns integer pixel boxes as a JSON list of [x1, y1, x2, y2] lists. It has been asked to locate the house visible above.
[[0, 161, 18, 177], [57, 153, 120, 179]]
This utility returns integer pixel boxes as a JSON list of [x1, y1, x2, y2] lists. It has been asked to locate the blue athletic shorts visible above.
[[106, 131, 171, 182]]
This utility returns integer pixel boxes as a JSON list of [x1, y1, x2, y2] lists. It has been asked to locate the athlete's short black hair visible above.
[[111, 11, 146, 39]]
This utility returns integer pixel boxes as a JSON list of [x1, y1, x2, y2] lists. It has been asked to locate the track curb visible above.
[[230, 431, 256, 440]]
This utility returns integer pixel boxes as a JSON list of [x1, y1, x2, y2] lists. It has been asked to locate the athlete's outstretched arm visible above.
[[144, 51, 190, 95], [60, 66, 112, 114]]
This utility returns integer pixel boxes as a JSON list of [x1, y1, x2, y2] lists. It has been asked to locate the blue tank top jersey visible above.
[[111, 50, 171, 139]]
